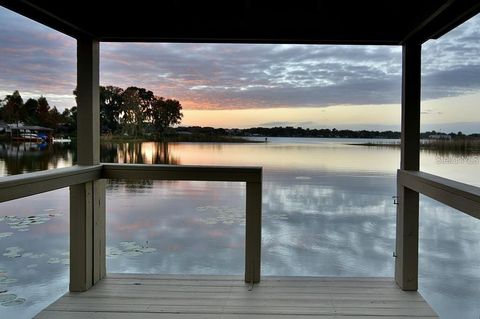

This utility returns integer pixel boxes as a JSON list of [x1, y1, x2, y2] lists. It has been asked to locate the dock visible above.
[[35, 274, 438, 318]]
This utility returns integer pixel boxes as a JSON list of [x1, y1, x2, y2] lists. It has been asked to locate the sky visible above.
[[0, 7, 479, 132]]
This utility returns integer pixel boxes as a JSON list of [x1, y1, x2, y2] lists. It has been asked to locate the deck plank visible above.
[[35, 275, 438, 318]]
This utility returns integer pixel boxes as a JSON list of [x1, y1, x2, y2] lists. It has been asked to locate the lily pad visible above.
[[2, 213, 61, 232], [3, 247, 23, 258], [196, 205, 245, 225], [106, 247, 122, 257], [108, 241, 157, 258], [0, 232, 13, 239], [0, 285, 7, 293], [0, 294, 16, 303], [140, 247, 156, 253], [23, 252, 47, 259], [0, 278, 17, 284], [10, 225, 29, 229], [2, 297, 26, 306], [47, 258, 60, 264]]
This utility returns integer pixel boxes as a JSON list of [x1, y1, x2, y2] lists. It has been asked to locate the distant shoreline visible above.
[[100, 134, 257, 143], [350, 140, 480, 154]]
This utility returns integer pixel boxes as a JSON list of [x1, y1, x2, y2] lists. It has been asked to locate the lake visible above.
[[0, 138, 479, 319]]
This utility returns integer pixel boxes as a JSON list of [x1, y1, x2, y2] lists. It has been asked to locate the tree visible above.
[[22, 98, 40, 125], [61, 107, 77, 135], [47, 106, 63, 128], [150, 97, 183, 137], [100, 86, 123, 133], [2, 90, 24, 125], [37, 96, 51, 126], [121, 87, 155, 137]]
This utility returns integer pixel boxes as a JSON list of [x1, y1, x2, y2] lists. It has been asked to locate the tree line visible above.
[[176, 126, 479, 139], [0, 86, 183, 138], [0, 90, 68, 130]]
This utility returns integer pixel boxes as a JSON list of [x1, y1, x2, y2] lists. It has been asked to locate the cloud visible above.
[[0, 7, 76, 108], [0, 7, 479, 111], [100, 43, 403, 109]]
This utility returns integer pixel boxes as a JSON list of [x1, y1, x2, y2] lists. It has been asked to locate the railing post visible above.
[[395, 41, 421, 291], [70, 38, 106, 292], [245, 177, 262, 283]]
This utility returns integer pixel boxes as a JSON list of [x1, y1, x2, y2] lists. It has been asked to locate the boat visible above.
[[52, 137, 72, 143]]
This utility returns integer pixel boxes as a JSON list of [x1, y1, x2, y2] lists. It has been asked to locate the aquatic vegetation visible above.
[[22, 252, 47, 259], [196, 206, 245, 225], [47, 258, 60, 264], [0, 294, 26, 306], [107, 241, 157, 258], [0, 270, 25, 306], [196, 205, 288, 225], [1, 212, 63, 233], [0, 232, 13, 239], [295, 176, 311, 180], [3, 247, 24, 258], [0, 294, 16, 302], [2, 297, 26, 306], [0, 277, 17, 284]]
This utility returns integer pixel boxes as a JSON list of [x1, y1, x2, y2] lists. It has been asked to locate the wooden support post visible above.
[[70, 38, 106, 292], [395, 42, 421, 291], [245, 181, 262, 283]]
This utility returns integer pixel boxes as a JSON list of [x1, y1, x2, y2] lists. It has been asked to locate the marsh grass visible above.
[[352, 138, 480, 154]]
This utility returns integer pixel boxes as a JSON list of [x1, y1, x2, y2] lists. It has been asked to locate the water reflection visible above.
[[101, 142, 179, 165], [0, 142, 72, 175], [101, 142, 180, 190], [0, 138, 479, 319]]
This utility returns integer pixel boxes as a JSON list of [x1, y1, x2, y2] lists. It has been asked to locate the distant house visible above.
[[7, 124, 53, 142]]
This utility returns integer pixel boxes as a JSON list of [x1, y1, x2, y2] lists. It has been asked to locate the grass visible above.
[[352, 138, 480, 154]]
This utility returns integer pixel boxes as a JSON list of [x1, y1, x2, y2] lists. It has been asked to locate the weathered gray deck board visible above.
[[35, 275, 438, 319]]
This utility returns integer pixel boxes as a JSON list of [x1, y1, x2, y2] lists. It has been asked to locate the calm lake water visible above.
[[0, 138, 479, 319]]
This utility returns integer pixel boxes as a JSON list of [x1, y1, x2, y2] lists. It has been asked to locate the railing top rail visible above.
[[102, 163, 262, 183], [0, 165, 102, 203], [398, 169, 480, 220], [0, 163, 262, 203]]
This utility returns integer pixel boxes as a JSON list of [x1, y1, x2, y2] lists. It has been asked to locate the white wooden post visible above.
[[245, 181, 262, 283], [70, 38, 106, 292], [395, 41, 421, 291]]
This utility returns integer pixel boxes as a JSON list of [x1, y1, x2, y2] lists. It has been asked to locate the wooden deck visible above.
[[35, 274, 438, 319]]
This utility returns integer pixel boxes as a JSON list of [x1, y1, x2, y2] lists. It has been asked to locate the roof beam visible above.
[[402, 0, 480, 43], [0, 0, 95, 39]]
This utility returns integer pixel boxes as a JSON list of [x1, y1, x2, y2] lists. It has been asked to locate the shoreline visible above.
[[99, 134, 258, 143], [349, 140, 480, 154]]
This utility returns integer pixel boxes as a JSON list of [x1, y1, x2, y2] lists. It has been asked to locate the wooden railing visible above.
[[0, 164, 262, 287], [0, 165, 102, 202], [103, 163, 262, 284], [395, 169, 480, 290], [398, 170, 480, 219], [3, 164, 478, 293]]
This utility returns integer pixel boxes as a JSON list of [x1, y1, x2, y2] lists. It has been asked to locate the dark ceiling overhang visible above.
[[1, 0, 479, 44]]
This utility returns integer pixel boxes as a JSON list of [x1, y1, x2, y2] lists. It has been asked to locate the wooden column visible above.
[[245, 181, 262, 283], [70, 38, 106, 292], [395, 42, 421, 291]]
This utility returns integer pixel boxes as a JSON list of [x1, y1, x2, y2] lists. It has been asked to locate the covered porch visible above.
[[1, 0, 480, 318]]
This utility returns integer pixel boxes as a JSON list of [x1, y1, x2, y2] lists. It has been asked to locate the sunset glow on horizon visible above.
[[1, 6, 479, 132]]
